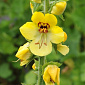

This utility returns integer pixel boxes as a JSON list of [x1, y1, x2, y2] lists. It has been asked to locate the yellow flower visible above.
[[43, 65, 60, 85], [16, 42, 31, 66], [20, 12, 64, 56], [51, 1, 67, 15], [32, 0, 41, 3], [32, 63, 36, 70]]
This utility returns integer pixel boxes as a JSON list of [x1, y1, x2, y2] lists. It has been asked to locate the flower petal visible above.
[[29, 40, 52, 56], [57, 44, 69, 55], [49, 26, 64, 44], [20, 60, 29, 66], [43, 67, 50, 83], [48, 65, 57, 82], [20, 22, 38, 40], [56, 68, 60, 85], [31, 12, 44, 24], [45, 13, 57, 27], [32, 63, 36, 70]]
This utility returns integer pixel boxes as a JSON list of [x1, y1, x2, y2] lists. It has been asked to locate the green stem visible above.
[[37, 56, 46, 85], [37, 0, 50, 85], [44, 0, 50, 14]]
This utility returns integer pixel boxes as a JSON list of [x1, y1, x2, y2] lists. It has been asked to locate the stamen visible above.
[[35, 42, 39, 44], [40, 37, 43, 48], [39, 43, 41, 49], [39, 33, 43, 49], [44, 34, 47, 46], [35, 33, 48, 49], [38, 29, 43, 33], [44, 43, 47, 46], [12, 59, 20, 62]]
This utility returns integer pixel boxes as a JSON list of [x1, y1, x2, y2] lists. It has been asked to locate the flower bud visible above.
[[51, 1, 67, 15], [15, 42, 32, 66], [32, 63, 36, 70], [32, 0, 41, 3], [43, 65, 60, 85]]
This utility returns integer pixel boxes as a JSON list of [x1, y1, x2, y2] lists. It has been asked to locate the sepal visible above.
[[59, 15, 65, 21], [42, 61, 62, 74], [25, 55, 36, 67], [33, 71, 38, 75]]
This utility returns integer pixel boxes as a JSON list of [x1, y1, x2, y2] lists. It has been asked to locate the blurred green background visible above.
[[0, 0, 85, 85]]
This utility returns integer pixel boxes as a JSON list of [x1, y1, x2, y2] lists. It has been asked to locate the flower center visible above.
[[38, 22, 50, 33]]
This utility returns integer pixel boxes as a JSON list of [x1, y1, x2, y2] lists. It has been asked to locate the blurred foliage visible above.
[[0, 0, 85, 85]]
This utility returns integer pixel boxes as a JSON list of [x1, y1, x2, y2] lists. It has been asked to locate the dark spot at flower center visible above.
[[38, 22, 50, 33], [40, 25, 43, 29], [40, 25, 47, 29], [44, 26, 47, 28]]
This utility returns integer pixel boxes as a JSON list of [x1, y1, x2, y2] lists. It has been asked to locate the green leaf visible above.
[[24, 70, 37, 85], [0, 63, 12, 78]]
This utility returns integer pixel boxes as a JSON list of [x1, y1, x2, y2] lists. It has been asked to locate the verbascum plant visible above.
[[15, 0, 69, 85]]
